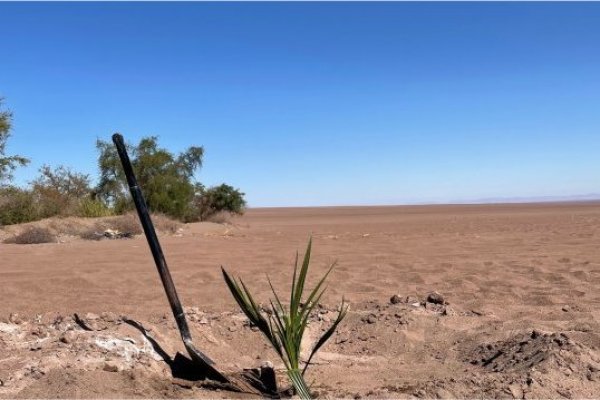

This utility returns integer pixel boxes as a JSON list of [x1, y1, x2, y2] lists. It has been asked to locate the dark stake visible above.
[[112, 133, 229, 383]]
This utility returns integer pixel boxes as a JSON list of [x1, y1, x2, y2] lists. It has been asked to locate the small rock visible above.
[[101, 312, 118, 322], [442, 306, 456, 316], [436, 388, 453, 398], [366, 314, 377, 324], [562, 305, 571, 312], [85, 312, 100, 320], [9, 313, 22, 324], [358, 333, 369, 341], [103, 362, 121, 373], [60, 331, 78, 344], [29, 343, 43, 351], [390, 295, 403, 304], [228, 326, 237, 332], [427, 292, 445, 305], [318, 314, 331, 323], [508, 384, 523, 399], [405, 295, 419, 304]]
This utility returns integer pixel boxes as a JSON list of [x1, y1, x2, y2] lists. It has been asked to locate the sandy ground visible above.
[[2, 203, 600, 398]]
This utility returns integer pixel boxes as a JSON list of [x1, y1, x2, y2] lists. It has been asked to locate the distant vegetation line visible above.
[[0, 98, 246, 226]]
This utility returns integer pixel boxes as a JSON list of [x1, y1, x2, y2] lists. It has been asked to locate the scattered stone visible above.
[[318, 314, 331, 323], [390, 294, 403, 304], [562, 305, 571, 312], [29, 343, 43, 351], [85, 313, 100, 320], [9, 313, 23, 324], [30, 326, 47, 337], [427, 292, 445, 305], [442, 306, 456, 316], [101, 312, 118, 322], [0, 322, 19, 334], [103, 362, 121, 373], [60, 331, 78, 344], [508, 384, 523, 399], [435, 388, 453, 398], [366, 314, 377, 324]]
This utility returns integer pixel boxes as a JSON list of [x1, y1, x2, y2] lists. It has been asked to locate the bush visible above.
[[32, 165, 92, 218], [0, 187, 39, 225], [77, 198, 114, 218], [194, 184, 246, 221], [4, 226, 56, 244]]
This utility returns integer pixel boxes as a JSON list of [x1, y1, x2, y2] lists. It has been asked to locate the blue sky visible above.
[[1, 2, 599, 207]]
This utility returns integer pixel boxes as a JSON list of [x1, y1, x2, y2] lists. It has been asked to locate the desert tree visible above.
[[0, 98, 29, 186], [95, 136, 204, 220]]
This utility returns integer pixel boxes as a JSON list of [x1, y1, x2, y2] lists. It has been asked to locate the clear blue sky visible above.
[[1, 2, 599, 207]]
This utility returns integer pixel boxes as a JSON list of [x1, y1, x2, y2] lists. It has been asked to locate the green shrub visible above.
[[194, 183, 246, 222], [77, 198, 114, 218], [0, 187, 39, 225]]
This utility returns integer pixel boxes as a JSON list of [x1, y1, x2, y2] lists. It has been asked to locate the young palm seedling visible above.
[[222, 238, 349, 399]]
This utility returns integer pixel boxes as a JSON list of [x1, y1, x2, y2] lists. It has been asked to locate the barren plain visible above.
[[2, 203, 600, 398]]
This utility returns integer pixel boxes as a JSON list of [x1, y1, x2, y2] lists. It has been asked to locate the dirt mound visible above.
[[0, 313, 173, 398], [0, 214, 182, 244], [467, 330, 600, 377]]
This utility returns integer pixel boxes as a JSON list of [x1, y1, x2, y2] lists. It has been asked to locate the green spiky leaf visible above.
[[221, 238, 347, 400]]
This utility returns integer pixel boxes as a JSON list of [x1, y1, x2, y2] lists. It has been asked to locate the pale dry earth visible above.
[[2, 203, 600, 398]]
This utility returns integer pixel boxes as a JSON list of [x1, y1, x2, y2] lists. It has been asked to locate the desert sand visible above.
[[2, 203, 600, 398]]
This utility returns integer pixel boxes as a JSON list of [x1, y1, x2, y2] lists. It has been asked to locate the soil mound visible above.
[[467, 330, 600, 378]]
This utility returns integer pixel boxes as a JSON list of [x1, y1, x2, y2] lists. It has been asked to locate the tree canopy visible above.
[[0, 99, 29, 185], [95, 136, 205, 220]]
